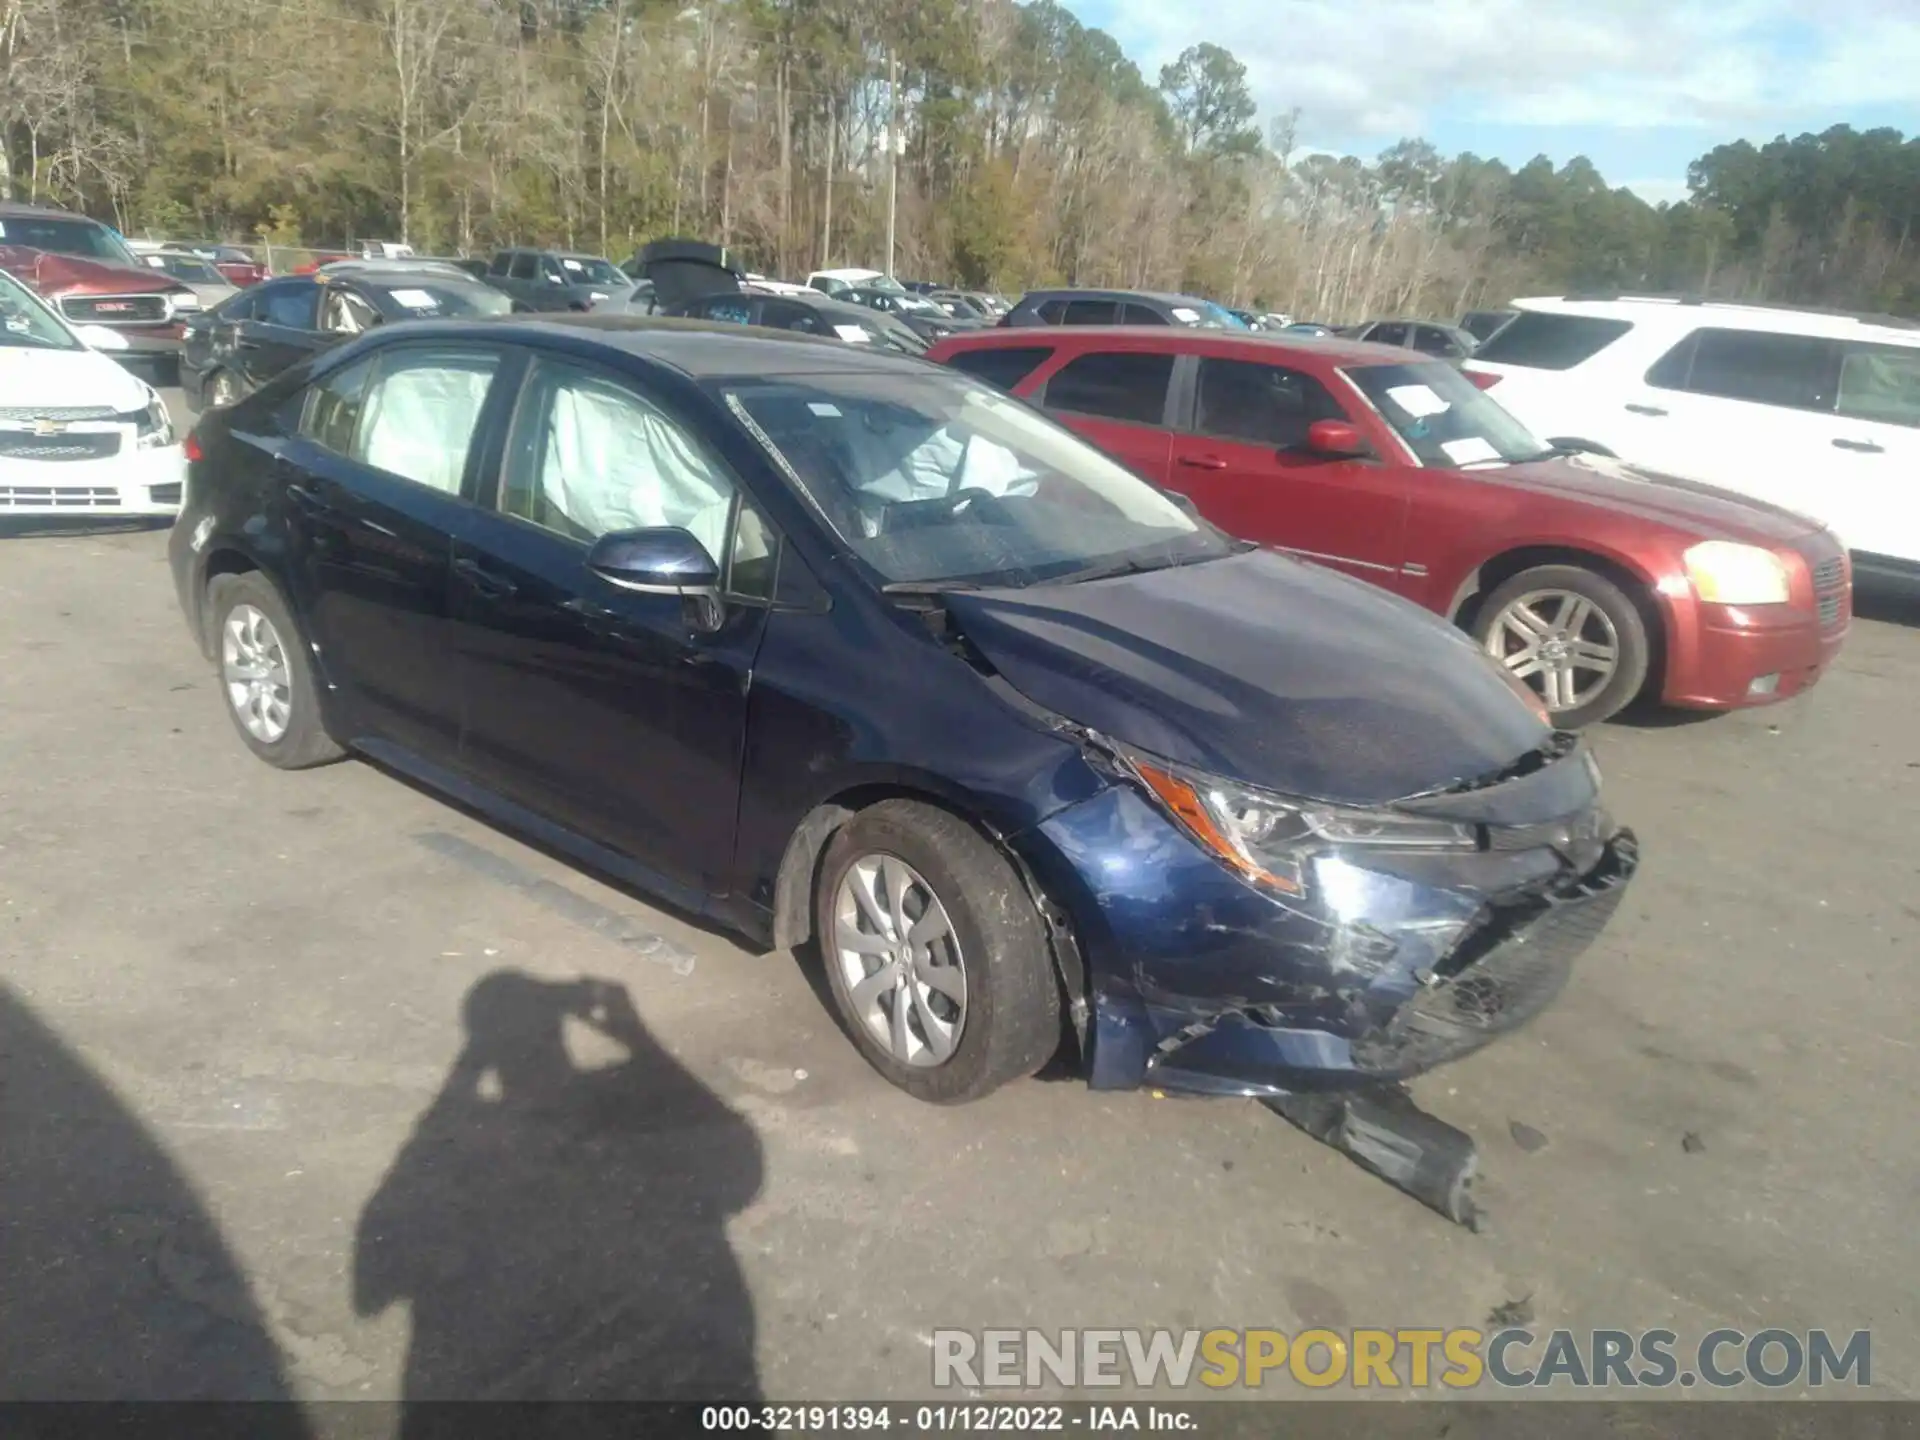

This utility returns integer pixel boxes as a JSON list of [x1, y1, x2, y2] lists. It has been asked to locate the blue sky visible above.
[[1069, 0, 1920, 204]]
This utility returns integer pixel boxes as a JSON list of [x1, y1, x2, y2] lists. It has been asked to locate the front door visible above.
[[277, 342, 509, 758], [1168, 354, 1412, 592], [234, 278, 325, 388], [450, 355, 772, 892], [1827, 339, 1920, 568]]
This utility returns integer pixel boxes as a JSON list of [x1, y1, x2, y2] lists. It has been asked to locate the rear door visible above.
[[1031, 348, 1175, 483], [278, 341, 511, 759], [1829, 340, 1920, 566], [1168, 355, 1412, 590], [1628, 327, 1841, 515]]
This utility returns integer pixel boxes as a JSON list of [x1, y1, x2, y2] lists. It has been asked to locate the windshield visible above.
[[1167, 300, 1241, 330], [0, 269, 81, 350], [892, 294, 947, 318], [559, 255, 624, 285], [0, 216, 137, 267], [148, 253, 223, 284], [370, 281, 513, 319], [723, 372, 1226, 589], [1345, 360, 1548, 468]]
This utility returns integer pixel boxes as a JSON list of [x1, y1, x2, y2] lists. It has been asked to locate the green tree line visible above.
[[3, 0, 1916, 318]]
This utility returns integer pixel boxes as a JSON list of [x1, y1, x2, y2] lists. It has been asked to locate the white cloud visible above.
[[1093, 0, 1920, 149]]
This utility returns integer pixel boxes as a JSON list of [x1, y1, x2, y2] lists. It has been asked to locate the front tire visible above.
[[815, 800, 1061, 1104], [207, 572, 343, 769], [1475, 564, 1652, 727]]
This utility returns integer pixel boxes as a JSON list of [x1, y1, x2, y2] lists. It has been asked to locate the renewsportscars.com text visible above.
[[932, 1327, 1871, 1390]]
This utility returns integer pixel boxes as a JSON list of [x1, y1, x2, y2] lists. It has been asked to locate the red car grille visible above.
[[58, 292, 170, 324], [1811, 554, 1848, 630]]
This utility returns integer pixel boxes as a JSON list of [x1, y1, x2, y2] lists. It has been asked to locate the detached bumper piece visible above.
[[1265, 1084, 1483, 1230], [1350, 829, 1639, 1078]]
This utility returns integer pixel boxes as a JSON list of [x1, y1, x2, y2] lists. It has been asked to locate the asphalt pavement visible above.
[[3, 402, 1917, 1404]]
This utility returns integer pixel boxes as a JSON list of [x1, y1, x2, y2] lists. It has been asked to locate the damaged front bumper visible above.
[[1014, 738, 1638, 1096]]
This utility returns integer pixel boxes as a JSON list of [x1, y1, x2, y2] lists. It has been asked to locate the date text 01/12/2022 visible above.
[[700, 1405, 1198, 1432]]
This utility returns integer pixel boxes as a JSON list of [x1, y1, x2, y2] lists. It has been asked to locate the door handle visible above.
[[453, 555, 519, 600], [1624, 403, 1667, 417], [1177, 454, 1229, 470], [1832, 437, 1885, 454]]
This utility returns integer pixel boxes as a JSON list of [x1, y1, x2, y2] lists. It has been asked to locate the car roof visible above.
[[1510, 293, 1920, 342], [1020, 288, 1216, 306], [934, 324, 1418, 367], [380, 313, 933, 380], [0, 202, 91, 219]]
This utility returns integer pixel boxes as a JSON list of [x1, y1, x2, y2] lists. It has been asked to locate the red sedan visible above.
[[927, 327, 1851, 726]]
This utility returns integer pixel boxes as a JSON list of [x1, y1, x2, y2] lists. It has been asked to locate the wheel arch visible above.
[[768, 779, 1091, 1060], [1448, 542, 1672, 695], [194, 545, 265, 657]]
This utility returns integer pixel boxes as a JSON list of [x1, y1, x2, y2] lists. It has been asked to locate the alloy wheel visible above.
[[832, 853, 968, 1067], [1485, 588, 1620, 714], [221, 603, 293, 744]]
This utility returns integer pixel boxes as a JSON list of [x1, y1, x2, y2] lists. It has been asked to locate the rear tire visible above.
[[1474, 564, 1651, 728], [815, 800, 1060, 1104], [207, 572, 344, 769]]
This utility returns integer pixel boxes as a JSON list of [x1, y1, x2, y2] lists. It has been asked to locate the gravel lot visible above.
[[4, 397, 1918, 1406]]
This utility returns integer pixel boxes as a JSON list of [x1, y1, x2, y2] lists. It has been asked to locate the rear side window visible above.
[[1474, 311, 1632, 370], [1836, 343, 1920, 428], [1368, 322, 1410, 347], [692, 297, 754, 326], [1044, 351, 1173, 424], [1194, 358, 1346, 448], [508, 252, 537, 281], [354, 348, 501, 493], [1035, 298, 1067, 324], [488, 252, 512, 276], [945, 346, 1054, 392], [299, 357, 374, 456], [1062, 299, 1120, 325], [1647, 328, 1839, 410], [1120, 303, 1168, 325]]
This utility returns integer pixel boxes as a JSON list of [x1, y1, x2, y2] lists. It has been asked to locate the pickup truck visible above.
[[482, 248, 626, 311]]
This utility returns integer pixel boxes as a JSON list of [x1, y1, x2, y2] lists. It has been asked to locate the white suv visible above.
[[1466, 296, 1920, 587]]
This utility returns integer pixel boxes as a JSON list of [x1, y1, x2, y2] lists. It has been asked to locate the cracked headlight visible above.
[[135, 389, 174, 449], [1684, 540, 1791, 605], [1124, 751, 1476, 897]]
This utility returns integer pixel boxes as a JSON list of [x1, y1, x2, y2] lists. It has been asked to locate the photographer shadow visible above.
[[354, 970, 764, 1416]]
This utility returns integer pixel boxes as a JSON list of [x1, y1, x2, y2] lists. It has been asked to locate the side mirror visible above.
[[1306, 419, 1367, 457], [587, 527, 724, 629]]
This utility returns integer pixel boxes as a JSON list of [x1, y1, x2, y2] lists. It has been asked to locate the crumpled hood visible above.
[[0, 344, 150, 412], [944, 549, 1551, 806], [0, 245, 185, 299]]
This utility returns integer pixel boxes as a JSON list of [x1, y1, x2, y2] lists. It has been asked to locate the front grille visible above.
[[0, 486, 122, 508], [1351, 833, 1637, 1077], [1811, 554, 1848, 630], [0, 431, 121, 462], [57, 293, 170, 324], [148, 481, 182, 504], [0, 404, 118, 422]]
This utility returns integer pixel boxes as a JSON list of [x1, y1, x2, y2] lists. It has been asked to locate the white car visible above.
[[806, 267, 902, 297], [1465, 295, 1920, 588], [0, 267, 184, 518]]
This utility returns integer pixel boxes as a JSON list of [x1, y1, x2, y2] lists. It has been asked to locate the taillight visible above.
[[183, 430, 203, 463], [1466, 369, 1501, 391]]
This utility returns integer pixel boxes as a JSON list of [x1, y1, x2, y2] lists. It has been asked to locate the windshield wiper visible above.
[[1044, 547, 1226, 586], [1511, 444, 1584, 464], [881, 578, 982, 596]]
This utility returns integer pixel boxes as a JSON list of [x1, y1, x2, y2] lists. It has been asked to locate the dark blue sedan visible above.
[[168, 317, 1634, 1105]]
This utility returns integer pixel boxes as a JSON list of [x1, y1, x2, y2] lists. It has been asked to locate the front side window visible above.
[[1194, 358, 1347, 449], [692, 297, 754, 326], [508, 252, 538, 281], [724, 370, 1224, 589], [1648, 327, 1840, 411], [500, 360, 737, 560], [354, 348, 500, 493], [1836, 342, 1920, 428], [1044, 350, 1173, 424], [320, 288, 379, 335], [1062, 299, 1119, 325], [557, 255, 623, 285], [260, 282, 318, 330], [760, 301, 824, 335], [1345, 360, 1548, 468], [1034, 298, 1068, 324], [1368, 322, 1410, 347], [1473, 311, 1632, 370], [299, 357, 374, 455], [488, 252, 513, 276], [1120, 303, 1169, 326]]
